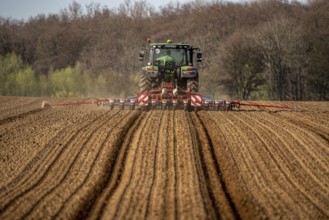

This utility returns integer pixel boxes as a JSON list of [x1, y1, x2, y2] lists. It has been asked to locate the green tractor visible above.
[[138, 39, 203, 95]]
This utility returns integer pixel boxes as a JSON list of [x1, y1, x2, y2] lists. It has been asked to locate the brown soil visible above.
[[0, 96, 328, 219]]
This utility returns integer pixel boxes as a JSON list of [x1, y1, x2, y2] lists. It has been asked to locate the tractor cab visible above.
[[139, 40, 202, 67], [151, 47, 190, 67]]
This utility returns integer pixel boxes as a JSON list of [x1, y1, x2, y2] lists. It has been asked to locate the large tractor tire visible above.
[[187, 77, 199, 93], [140, 73, 151, 93]]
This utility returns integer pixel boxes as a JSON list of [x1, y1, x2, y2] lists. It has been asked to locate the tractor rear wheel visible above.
[[140, 73, 151, 93]]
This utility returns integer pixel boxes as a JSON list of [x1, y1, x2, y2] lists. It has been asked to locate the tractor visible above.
[[139, 39, 202, 95], [135, 39, 204, 110]]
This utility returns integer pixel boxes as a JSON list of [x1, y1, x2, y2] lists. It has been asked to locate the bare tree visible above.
[[253, 16, 307, 100], [303, 0, 329, 100], [221, 30, 266, 100]]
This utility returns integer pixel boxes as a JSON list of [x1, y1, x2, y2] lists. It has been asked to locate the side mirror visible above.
[[196, 50, 202, 62], [139, 51, 144, 62]]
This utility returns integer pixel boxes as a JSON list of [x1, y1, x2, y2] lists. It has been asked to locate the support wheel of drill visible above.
[[162, 104, 167, 110], [184, 103, 190, 111]]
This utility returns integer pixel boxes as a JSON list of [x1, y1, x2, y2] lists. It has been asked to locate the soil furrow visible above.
[[192, 112, 238, 219], [86, 111, 153, 219], [282, 111, 329, 127], [185, 111, 216, 219], [54, 110, 142, 220], [110, 110, 164, 219], [247, 112, 329, 192], [171, 110, 178, 220], [227, 112, 315, 218], [198, 111, 267, 219], [233, 112, 329, 218], [278, 112, 329, 144], [0, 110, 119, 218], [0, 98, 42, 119], [26, 111, 139, 219], [212, 112, 277, 215], [22, 110, 129, 215], [173, 111, 207, 219], [0, 107, 96, 188], [0, 109, 111, 200], [162, 110, 177, 220], [143, 110, 168, 219], [273, 113, 329, 158], [0, 108, 44, 126]]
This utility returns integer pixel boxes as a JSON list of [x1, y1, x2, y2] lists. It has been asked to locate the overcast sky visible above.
[[0, 0, 307, 21]]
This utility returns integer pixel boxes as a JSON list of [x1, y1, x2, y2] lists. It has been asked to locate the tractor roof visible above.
[[149, 41, 193, 49]]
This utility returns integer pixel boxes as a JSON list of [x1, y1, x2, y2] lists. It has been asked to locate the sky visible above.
[[0, 0, 307, 21], [0, 0, 192, 20]]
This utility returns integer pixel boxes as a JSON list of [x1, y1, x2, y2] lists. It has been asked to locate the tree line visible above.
[[0, 0, 328, 100]]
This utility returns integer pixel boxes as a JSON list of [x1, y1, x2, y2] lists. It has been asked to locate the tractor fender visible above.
[[142, 71, 159, 78]]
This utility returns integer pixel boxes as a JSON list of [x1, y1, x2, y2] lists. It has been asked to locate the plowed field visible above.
[[0, 96, 328, 219]]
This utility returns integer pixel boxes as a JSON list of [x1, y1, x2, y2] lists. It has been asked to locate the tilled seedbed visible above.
[[0, 97, 328, 219]]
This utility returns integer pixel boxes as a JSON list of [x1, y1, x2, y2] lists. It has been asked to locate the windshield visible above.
[[151, 48, 190, 66]]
